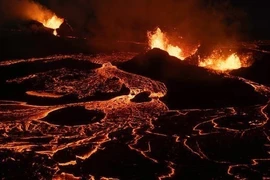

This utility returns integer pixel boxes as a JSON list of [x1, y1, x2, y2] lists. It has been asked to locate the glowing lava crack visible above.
[[0, 53, 270, 179]]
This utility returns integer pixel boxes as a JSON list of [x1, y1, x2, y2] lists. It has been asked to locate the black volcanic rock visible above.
[[0, 56, 133, 105], [231, 51, 270, 86], [0, 27, 91, 61], [0, 20, 51, 34], [42, 106, 105, 126], [117, 48, 217, 81], [131, 91, 151, 103], [0, 20, 145, 61], [117, 48, 266, 109], [184, 43, 215, 66], [58, 20, 75, 37], [0, 58, 101, 82], [0, 150, 56, 179]]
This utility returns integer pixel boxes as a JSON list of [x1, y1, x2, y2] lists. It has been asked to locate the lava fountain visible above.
[[14, 0, 64, 36], [199, 50, 243, 71], [147, 28, 185, 60], [147, 28, 250, 71], [41, 14, 64, 36]]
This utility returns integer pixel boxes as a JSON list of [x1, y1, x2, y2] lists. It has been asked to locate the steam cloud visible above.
[[51, 0, 245, 44], [0, 0, 246, 46], [0, 0, 58, 23]]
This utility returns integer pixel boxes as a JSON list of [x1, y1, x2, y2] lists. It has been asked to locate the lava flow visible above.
[[1, 0, 270, 178], [0, 53, 270, 179]]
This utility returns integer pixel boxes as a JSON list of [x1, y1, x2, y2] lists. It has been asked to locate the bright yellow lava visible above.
[[199, 51, 242, 71], [147, 28, 185, 60], [42, 15, 64, 36], [148, 28, 249, 71]]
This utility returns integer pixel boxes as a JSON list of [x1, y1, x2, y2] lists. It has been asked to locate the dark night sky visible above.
[[230, 0, 270, 39], [1, 0, 270, 41], [37, 0, 270, 40]]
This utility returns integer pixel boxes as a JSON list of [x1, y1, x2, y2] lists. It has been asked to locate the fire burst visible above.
[[147, 28, 250, 71], [199, 53, 241, 71], [42, 15, 64, 36], [199, 50, 242, 71], [147, 28, 185, 60]]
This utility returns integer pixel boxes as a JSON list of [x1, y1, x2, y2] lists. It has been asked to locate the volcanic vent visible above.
[[1, 1, 270, 180]]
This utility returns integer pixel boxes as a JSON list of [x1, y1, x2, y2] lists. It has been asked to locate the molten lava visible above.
[[147, 28, 251, 71], [41, 15, 64, 36], [147, 28, 185, 60], [199, 50, 242, 71]]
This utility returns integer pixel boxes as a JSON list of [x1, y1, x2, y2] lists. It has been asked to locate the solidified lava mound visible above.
[[0, 27, 90, 61], [42, 106, 105, 126], [0, 22, 144, 61], [0, 58, 101, 82], [130, 91, 152, 102], [118, 48, 267, 109], [0, 59, 131, 105]]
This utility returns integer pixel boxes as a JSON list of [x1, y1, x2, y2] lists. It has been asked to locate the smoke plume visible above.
[[49, 0, 245, 44], [0, 0, 246, 47], [0, 0, 57, 24]]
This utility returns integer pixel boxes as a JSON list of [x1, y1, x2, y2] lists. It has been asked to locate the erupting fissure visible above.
[[147, 28, 186, 60], [41, 14, 64, 36], [17, 0, 64, 36], [147, 28, 250, 71], [199, 51, 242, 71]]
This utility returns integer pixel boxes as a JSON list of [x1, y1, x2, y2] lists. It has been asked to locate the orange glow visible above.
[[26, 91, 63, 98], [42, 15, 64, 36], [147, 28, 185, 60], [53, 30, 57, 36], [199, 50, 243, 71], [15, 0, 64, 36]]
